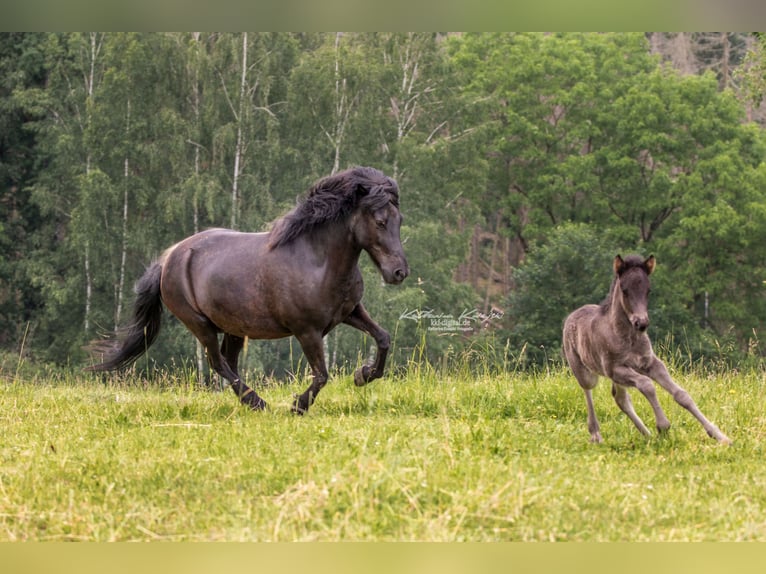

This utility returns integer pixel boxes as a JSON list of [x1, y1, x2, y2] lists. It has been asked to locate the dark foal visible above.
[[88, 166, 409, 414], [563, 255, 731, 444]]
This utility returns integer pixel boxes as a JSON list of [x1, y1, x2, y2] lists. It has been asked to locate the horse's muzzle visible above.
[[632, 316, 649, 332], [382, 258, 409, 285], [392, 265, 409, 284], [374, 251, 409, 285]]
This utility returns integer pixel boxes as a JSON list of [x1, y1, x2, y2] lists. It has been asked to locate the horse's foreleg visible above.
[[647, 358, 731, 444], [220, 333, 268, 411], [343, 303, 390, 387], [611, 365, 671, 436], [611, 382, 651, 436], [292, 330, 329, 415]]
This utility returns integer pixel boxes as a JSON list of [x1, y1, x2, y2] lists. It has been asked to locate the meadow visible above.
[[0, 358, 764, 542]]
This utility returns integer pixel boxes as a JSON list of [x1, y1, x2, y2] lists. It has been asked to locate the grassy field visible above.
[[0, 360, 764, 541]]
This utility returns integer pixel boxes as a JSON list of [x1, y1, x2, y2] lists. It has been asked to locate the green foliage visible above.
[[504, 223, 618, 365], [3, 32, 766, 373], [447, 32, 766, 365], [0, 33, 48, 350]]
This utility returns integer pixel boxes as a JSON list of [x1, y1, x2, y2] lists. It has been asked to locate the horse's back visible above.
[[166, 228, 271, 268], [563, 304, 601, 336], [159, 228, 290, 339], [169, 227, 266, 250]]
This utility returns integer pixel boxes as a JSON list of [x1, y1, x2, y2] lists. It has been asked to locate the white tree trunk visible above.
[[192, 37, 206, 382], [84, 242, 92, 333], [83, 32, 102, 334], [231, 32, 248, 230], [389, 33, 434, 181], [115, 100, 131, 331]]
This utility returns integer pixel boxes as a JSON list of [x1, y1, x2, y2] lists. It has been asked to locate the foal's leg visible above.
[[221, 333, 268, 411], [292, 330, 329, 415], [647, 357, 731, 444], [563, 346, 603, 443], [611, 365, 671, 436], [343, 303, 390, 387], [611, 383, 651, 436], [581, 385, 602, 443]]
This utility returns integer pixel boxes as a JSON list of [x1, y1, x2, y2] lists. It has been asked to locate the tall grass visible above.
[[1, 348, 765, 541]]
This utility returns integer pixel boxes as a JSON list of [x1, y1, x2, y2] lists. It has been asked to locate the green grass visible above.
[[0, 362, 764, 541]]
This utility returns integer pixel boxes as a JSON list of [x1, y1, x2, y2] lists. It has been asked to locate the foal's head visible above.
[[613, 254, 656, 332]]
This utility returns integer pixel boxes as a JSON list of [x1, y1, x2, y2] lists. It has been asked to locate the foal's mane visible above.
[[268, 166, 399, 249], [600, 255, 649, 312]]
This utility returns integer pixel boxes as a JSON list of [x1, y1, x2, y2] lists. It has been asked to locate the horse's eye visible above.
[[376, 219, 387, 229]]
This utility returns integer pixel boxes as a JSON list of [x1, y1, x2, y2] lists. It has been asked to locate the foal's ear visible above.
[[613, 254, 625, 275], [644, 255, 656, 275]]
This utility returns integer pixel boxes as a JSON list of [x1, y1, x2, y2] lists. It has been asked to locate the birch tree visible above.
[[284, 33, 368, 180], [376, 33, 441, 180], [211, 33, 286, 231], [11, 32, 110, 359]]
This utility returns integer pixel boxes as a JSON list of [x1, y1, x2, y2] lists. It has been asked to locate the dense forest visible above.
[[2, 32, 766, 378]]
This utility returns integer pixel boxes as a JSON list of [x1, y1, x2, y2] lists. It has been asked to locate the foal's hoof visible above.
[[353, 365, 372, 387], [713, 432, 733, 445]]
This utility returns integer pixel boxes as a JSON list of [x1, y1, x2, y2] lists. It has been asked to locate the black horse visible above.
[[88, 166, 409, 414]]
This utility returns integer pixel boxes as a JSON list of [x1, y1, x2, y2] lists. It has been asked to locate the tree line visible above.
[[2, 32, 766, 377]]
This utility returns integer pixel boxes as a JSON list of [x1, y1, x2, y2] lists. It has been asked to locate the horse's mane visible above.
[[599, 255, 648, 312], [268, 166, 399, 249]]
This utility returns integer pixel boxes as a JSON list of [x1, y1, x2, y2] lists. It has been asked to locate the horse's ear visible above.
[[356, 183, 370, 197], [644, 255, 656, 275], [613, 254, 625, 275]]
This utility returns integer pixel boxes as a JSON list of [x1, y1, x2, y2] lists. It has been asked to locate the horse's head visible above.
[[614, 254, 655, 332], [351, 177, 409, 285]]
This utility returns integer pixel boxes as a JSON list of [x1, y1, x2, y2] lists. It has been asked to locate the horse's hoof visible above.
[[291, 394, 308, 416], [354, 365, 371, 387], [248, 397, 268, 411], [716, 434, 733, 445]]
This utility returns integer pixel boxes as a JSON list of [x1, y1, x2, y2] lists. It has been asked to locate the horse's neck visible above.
[[607, 282, 633, 335], [304, 221, 362, 275]]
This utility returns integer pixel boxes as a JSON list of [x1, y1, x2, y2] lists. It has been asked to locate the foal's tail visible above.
[[86, 262, 164, 372]]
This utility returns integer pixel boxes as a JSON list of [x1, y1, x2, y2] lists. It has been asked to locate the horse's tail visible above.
[[85, 262, 164, 372]]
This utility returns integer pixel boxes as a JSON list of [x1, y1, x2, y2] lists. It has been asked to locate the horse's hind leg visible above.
[[292, 330, 329, 415], [179, 314, 266, 411], [647, 357, 731, 444], [611, 383, 651, 436], [564, 347, 603, 443], [581, 385, 602, 444], [221, 333, 267, 411]]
